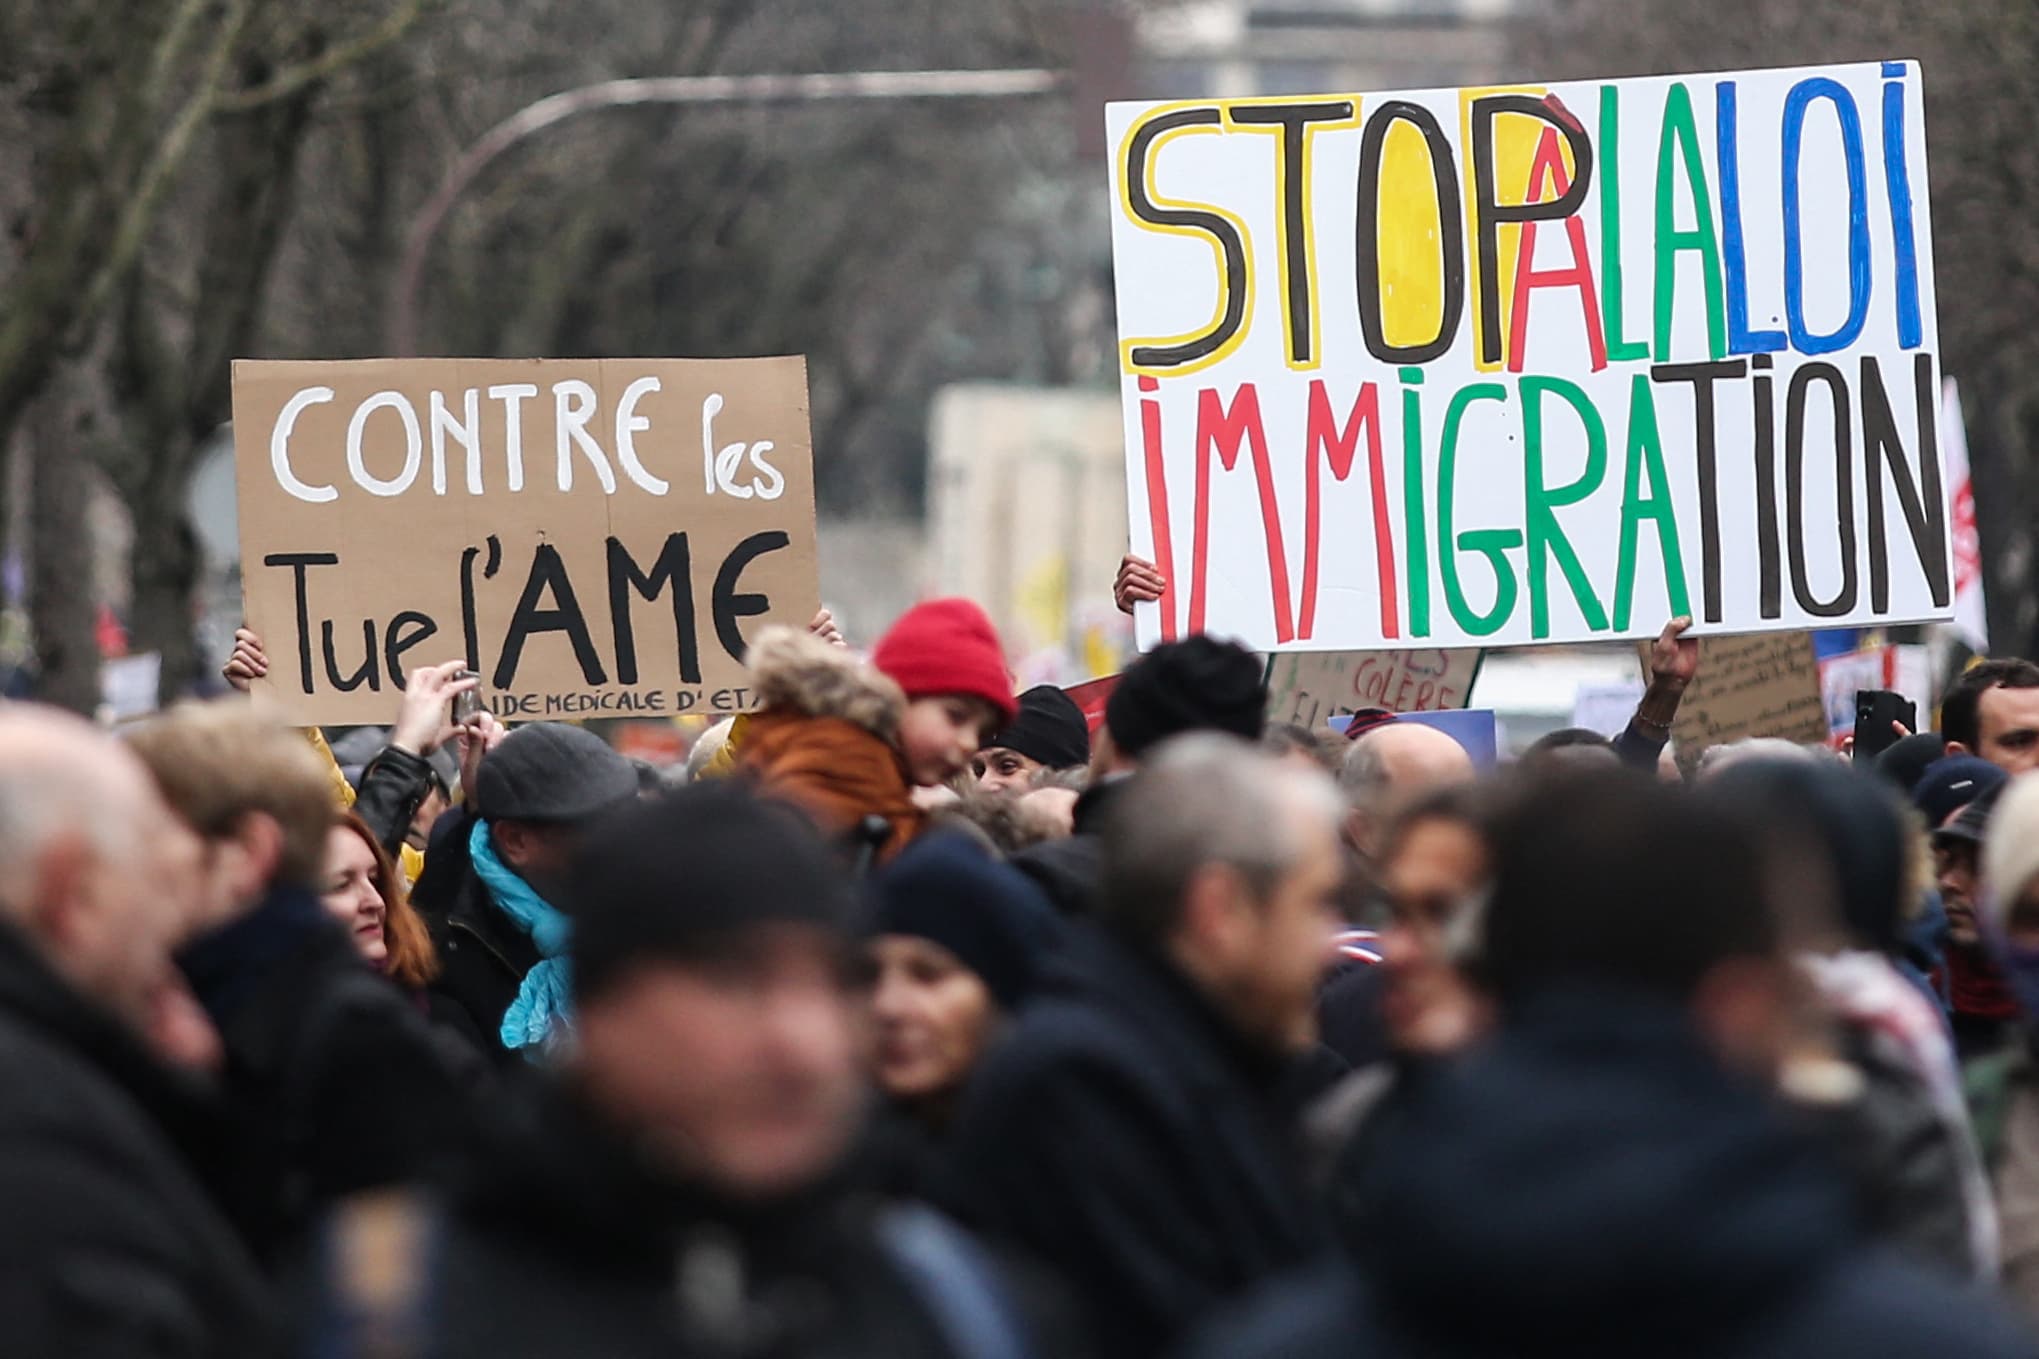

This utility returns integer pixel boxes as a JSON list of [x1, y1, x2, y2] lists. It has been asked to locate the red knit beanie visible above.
[[872, 599, 1017, 725]]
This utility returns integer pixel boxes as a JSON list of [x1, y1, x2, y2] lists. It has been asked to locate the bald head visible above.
[[0, 706, 199, 1030], [1341, 722, 1475, 807], [1339, 721, 1476, 861]]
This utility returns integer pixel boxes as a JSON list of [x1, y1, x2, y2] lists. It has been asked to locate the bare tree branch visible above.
[[214, 0, 438, 114]]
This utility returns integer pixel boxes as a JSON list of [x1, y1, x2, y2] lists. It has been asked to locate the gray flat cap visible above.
[[474, 723, 638, 823]]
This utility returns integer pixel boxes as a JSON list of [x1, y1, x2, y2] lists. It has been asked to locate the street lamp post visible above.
[[388, 68, 1068, 354]]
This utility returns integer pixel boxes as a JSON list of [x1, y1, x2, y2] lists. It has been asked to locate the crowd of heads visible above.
[[10, 605, 2039, 1356]]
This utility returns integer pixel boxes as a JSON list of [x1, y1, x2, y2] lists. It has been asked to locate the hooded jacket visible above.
[[738, 627, 924, 860], [1195, 991, 2036, 1359]]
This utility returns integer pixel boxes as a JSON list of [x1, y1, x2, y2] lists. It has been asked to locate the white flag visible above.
[[1943, 378, 1989, 654]]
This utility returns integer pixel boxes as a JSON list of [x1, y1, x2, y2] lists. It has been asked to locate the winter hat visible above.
[[863, 832, 1060, 1008], [871, 599, 1017, 726], [985, 686, 1090, 770], [474, 722, 639, 823], [1875, 732, 1949, 796], [1912, 755, 2008, 830], [1985, 776, 2039, 931], [1934, 780, 2002, 850], [1342, 707, 1400, 742], [569, 783, 851, 1002], [1105, 636, 1267, 758]]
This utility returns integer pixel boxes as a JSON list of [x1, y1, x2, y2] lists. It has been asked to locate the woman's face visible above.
[[321, 826, 388, 966], [974, 746, 1043, 796], [867, 935, 998, 1102]]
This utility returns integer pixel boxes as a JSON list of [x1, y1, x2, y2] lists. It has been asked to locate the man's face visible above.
[[1222, 812, 1345, 1052], [1975, 686, 2039, 774], [494, 820, 581, 904], [574, 924, 864, 1200], [1935, 836, 1983, 947], [66, 767, 204, 1030], [1378, 818, 1490, 1054]]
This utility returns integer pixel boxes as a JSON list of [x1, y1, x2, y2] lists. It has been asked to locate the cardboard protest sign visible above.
[[1108, 62, 1949, 654], [1265, 647, 1480, 728], [232, 358, 818, 725], [1644, 630, 1827, 759]]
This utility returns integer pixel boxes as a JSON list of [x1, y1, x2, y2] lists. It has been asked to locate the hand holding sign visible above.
[[1115, 555, 1167, 616], [223, 627, 270, 693], [1646, 618, 1701, 692]]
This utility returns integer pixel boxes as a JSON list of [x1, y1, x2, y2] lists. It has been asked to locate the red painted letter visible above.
[[1506, 126, 1608, 373], [1301, 380, 1397, 639], [1189, 384, 1294, 642]]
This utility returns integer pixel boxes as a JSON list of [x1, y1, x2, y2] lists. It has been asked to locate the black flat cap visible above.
[[473, 722, 638, 823]]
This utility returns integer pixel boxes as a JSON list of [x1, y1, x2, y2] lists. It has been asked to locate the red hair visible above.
[[335, 811, 439, 988]]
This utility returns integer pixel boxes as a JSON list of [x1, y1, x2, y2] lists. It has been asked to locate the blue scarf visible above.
[[470, 819, 572, 1054]]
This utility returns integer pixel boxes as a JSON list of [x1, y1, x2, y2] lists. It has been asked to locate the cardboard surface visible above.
[[1108, 62, 1951, 653], [1647, 630, 1828, 758], [233, 357, 818, 724], [1265, 648, 1481, 729]]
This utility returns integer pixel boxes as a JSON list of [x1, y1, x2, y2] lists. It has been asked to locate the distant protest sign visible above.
[[233, 358, 818, 725], [1064, 674, 1122, 735], [1265, 647, 1480, 728], [1642, 630, 1827, 760], [1108, 62, 1950, 653]]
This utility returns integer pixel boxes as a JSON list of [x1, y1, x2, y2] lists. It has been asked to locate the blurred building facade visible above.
[[1137, 0, 1522, 99]]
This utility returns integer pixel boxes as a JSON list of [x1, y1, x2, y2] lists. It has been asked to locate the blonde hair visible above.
[[125, 700, 336, 889]]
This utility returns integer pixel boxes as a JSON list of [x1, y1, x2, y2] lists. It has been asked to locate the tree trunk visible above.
[[127, 506, 202, 707], [26, 390, 101, 715]]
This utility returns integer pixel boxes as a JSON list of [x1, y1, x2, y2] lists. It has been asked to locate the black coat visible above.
[[942, 922, 1328, 1359], [1209, 991, 2039, 1359], [306, 1081, 1081, 1359], [352, 743, 437, 861], [177, 887, 476, 1266], [0, 922, 276, 1357], [1009, 778, 1122, 916], [410, 808, 539, 1064]]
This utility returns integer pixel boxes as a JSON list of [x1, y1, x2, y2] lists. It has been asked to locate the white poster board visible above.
[[1108, 62, 1948, 653]]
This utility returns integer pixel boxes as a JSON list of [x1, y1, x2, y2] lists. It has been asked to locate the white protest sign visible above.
[[1570, 678, 1645, 738], [1108, 62, 1949, 653]]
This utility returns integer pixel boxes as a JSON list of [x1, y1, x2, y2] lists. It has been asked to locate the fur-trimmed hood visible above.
[[745, 627, 904, 740]]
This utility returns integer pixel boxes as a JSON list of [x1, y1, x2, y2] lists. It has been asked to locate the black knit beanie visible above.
[[862, 833, 1060, 1008], [985, 685, 1091, 770], [569, 784, 851, 1002], [1105, 635, 1267, 758]]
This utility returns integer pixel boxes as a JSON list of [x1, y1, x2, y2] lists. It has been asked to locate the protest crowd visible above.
[[0, 552, 2036, 1358], [0, 42, 2024, 1357]]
